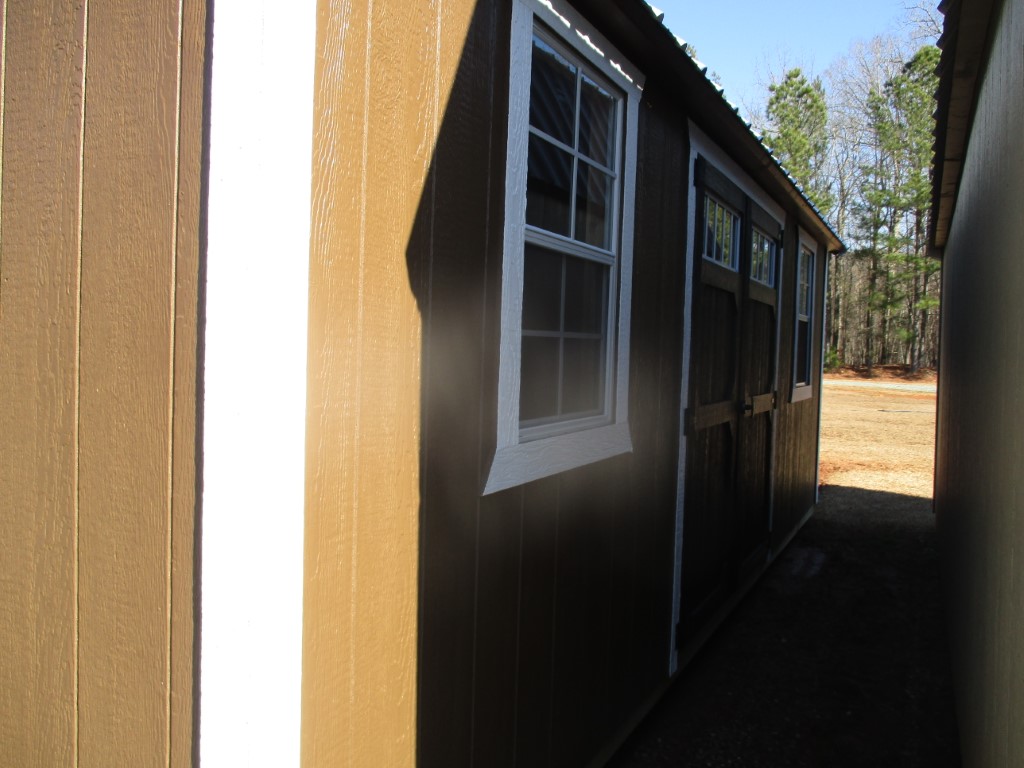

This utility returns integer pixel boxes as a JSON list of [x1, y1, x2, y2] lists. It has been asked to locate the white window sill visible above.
[[791, 383, 813, 403], [483, 421, 633, 495]]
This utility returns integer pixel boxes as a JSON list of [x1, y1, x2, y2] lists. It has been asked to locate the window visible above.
[[703, 195, 741, 270], [520, 30, 619, 433], [485, 0, 644, 495], [793, 242, 815, 394], [750, 228, 776, 287]]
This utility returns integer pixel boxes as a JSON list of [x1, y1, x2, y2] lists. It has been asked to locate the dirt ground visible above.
[[607, 369, 960, 767], [819, 368, 938, 498]]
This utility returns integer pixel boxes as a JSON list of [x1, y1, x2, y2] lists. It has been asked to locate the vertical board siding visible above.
[[413, 25, 687, 759], [77, 2, 179, 761], [0, 2, 86, 763], [417, 0, 505, 760], [0, 0, 204, 764], [770, 225, 824, 548], [302, 0, 481, 764], [169, 0, 204, 762], [309, 0, 826, 763], [935, 4, 1024, 763]]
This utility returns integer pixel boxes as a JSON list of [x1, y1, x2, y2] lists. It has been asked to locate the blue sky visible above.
[[648, 0, 920, 119]]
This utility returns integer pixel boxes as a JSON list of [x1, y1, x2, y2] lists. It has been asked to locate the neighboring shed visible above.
[[930, 0, 1024, 765], [0, 0, 840, 766]]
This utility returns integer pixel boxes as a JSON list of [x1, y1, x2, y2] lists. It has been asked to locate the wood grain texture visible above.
[[168, 0, 204, 762], [302, 0, 480, 764], [77, 2, 180, 762], [0, 2, 86, 764], [1, 0, 203, 764]]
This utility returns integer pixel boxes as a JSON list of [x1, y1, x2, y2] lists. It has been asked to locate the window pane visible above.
[[796, 319, 810, 385], [578, 75, 615, 167], [716, 205, 726, 264], [575, 163, 613, 249], [722, 209, 733, 267], [564, 256, 608, 333], [751, 230, 775, 286], [521, 336, 560, 421], [562, 337, 604, 414], [798, 249, 812, 316], [751, 234, 762, 281], [523, 245, 563, 332], [530, 36, 576, 145], [704, 197, 714, 259], [527, 135, 572, 236]]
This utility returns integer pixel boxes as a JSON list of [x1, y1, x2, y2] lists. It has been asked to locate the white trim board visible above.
[[199, 2, 316, 765]]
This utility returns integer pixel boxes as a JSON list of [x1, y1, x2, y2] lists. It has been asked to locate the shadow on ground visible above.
[[608, 485, 961, 767]]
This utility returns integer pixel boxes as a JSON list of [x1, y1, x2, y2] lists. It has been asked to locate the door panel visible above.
[[679, 185, 780, 639]]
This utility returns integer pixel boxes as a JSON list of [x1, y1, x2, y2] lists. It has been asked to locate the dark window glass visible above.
[[703, 195, 740, 269], [530, 37, 576, 145], [526, 134, 572, 236], [521, 336, 560, 421], [751, 229, 776, 286], [563, 256, 607, 333], [520, 31, 625, 431], [796, 320, 810, 385], [578, 74, 615, 167], [575, 163, 613, 249], [520, 246, 609, 424], [795, 247, 813, 386], [523, 245, 563, 332], [562, 338, 604, 413]]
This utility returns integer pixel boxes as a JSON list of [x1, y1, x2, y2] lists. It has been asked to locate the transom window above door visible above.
[[702, 195, 741, 270]]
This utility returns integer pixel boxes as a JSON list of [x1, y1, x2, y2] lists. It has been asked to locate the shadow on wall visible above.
[[403, 1, 510, 765], [402, 2, 686, 765]]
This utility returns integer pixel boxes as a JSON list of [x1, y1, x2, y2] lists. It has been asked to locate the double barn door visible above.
[[679, 160, 782, 637]]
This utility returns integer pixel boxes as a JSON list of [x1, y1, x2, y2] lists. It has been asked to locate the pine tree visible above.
[[765, 69, 833, 214], [860, 45, 939, 370]]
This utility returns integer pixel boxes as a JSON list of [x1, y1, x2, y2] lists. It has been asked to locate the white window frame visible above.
[[750, 227, 777, 287], [792, 230, 817, 402], [484, 0, 644, 495], [702, 193, 741, 271]]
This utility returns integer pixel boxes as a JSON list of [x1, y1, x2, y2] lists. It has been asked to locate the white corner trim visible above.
[[200, 2, 315, 766], [670, 143, 701, 675]]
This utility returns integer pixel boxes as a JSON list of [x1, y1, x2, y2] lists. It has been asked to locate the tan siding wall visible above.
[[301, 1, 476, 764], [0, 1, 205, 765], [936, 1, 1024, 764]]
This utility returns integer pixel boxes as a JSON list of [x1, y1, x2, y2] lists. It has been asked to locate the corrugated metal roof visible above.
[[929, 0, 998, 253], [637, 0, 843, 251]]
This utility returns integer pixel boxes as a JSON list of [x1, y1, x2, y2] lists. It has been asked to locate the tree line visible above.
[[757, 23, 941, 372]]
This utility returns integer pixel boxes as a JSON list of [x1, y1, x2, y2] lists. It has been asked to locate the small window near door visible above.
[[703, 195, 741, 270], [793, 244, 814, 395], [750, 228, 776, 287]]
